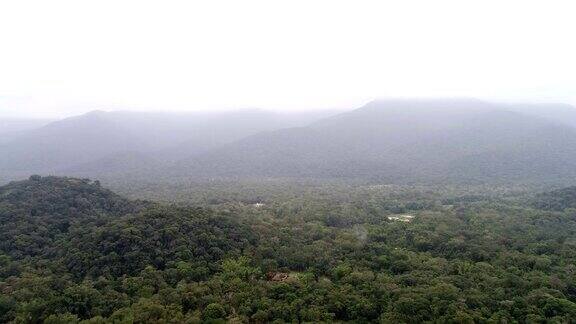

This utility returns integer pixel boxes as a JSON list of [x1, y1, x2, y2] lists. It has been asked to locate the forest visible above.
[[1, 176, 576, 323], [3, 0, 576, 322]]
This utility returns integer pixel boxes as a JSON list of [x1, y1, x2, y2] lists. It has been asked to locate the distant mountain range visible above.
[[0, 118, 53, 144], [0, 109, 340, 179], [2, 99, 576, 184]]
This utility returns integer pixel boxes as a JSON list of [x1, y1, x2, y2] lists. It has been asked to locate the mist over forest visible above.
[[3, 99, 576, 322], [2, 0, 576, 321], [2, 99, 576, 188]]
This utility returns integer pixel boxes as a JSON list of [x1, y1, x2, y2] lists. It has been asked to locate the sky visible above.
[[0, 0, 575, 118]]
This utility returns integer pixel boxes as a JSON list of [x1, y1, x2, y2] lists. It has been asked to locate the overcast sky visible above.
[[1, 0, 575, 118]]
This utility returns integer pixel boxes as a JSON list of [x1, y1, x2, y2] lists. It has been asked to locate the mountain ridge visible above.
[[175, 99, 576, 183], [2, 99, 576, 184]]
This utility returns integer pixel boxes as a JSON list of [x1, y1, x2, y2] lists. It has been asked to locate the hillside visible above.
[[0, 176, 255, 321], [0, 118, 53, 144], [3, 99, 576, 185], [533, 186, 576, 211], [0, 176, 146, 259], [177, 99, 576, 183], [0, 109, 339, 180], [0, 111, 146, 173], [0, 175, 252, 262], [2, 176, 576, 322], [507, 103, 576, 128]]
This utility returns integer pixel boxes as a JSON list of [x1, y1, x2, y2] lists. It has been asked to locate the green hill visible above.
[[0, 176, 253, 278]]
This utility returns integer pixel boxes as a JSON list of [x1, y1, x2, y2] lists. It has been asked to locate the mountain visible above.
[[141, 109, 342, 162], [0, 118, 53, 144], [3, 99, 576, 184], [95, 109, 304, 152], [0, 111, 145, 174], [506, 103, 576, 128], [176, 99, 576, 184], [0, 109, 340, 180]]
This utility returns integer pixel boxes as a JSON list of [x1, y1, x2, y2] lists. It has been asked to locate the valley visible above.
[[2, 99, 576, 322], [1, 176, 576, 322]]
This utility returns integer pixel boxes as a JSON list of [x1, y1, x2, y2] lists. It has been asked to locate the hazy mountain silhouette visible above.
[[0, 111, 146, 174], [0, 109, 340, 180], [506, 103, 576, 128], [176, 99, 576, 183], [0, 118, 53, 144], [3, 99, 576, 184]]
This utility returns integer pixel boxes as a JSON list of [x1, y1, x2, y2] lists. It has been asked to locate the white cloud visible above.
[[1, 0, 575, 117]]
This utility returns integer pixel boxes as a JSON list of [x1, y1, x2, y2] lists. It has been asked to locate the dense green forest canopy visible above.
[[533, 186, 576, 212], [1, 176, 576, 323]]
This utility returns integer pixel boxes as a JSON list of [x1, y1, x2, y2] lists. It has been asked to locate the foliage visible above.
[[533, 186, 576, 211], [2, 176, 576, 322]]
